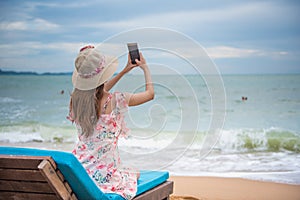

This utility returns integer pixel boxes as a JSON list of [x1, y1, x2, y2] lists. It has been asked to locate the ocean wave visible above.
[[121, 128, 300, 155], [0, 97, 22, 103], [217, 127, 300, 153], [1, 124, 299, 154], [0, 123, 76, 143], [0, 132, 44, 143]]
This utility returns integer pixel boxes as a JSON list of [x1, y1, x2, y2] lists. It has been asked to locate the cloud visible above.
[[206, 46, 289, 59], [0, 18, 60, 31], [206, 46, 260, 59], [0, 21, 27, 31], [78, 1, 288, 31], [23, 1, 99, 10], [0, 41, 294, 73], [0, 39, 288, 61], [0, 1, 298, 73], [0, 41, 83, 72], [0, 42, 85, 57]]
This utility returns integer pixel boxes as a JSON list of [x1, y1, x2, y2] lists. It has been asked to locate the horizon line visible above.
[[0, 69, 299, 76]]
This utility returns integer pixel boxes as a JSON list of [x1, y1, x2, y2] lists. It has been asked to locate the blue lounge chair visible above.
[[0, 146, 173, 200]]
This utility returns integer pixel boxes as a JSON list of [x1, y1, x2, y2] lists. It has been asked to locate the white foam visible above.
[[0, 131, 44, 143], [0, 97, 22, 103], [0, 124, 77, 144], [164, 152, 300, 184], [119, 137, 173, 154]]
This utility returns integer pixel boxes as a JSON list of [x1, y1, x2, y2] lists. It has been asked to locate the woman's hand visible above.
[[104, 52, 145, 91], [123, 52, 147, 74], [122, 53, 139, 74], [135, 53, 147, 70]]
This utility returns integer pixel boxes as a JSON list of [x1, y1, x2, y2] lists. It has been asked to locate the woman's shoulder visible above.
[[111, 92, 128, 111], [111, 92, 127, 101], [112, 91, 125, 96]]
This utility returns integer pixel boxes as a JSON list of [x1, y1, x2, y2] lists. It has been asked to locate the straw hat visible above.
[[72, 45, 118, 90]]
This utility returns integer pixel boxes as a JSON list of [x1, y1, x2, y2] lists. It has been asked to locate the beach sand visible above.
[[169, 176, 300, 200]]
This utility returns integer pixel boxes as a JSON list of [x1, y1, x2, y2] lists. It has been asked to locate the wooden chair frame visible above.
[[0, 155, 173, 200]]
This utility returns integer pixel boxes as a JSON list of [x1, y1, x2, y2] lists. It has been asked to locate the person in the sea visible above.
[[68, 45, 154, 199], [242, 96, 248, 101]]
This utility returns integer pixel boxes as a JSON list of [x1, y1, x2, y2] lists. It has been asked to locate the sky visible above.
[[0, 0, 299, 74]]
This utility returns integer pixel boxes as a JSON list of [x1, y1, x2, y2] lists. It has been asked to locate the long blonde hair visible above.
[[69, 84, 104, 136]]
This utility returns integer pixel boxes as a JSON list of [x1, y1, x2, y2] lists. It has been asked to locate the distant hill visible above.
[[0, 69, 72, 76]]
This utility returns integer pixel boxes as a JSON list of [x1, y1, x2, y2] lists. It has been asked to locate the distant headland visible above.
[[0, 69, 72, 76]]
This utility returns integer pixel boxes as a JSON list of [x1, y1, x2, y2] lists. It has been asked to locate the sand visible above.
[[169, 176, 300, 200]]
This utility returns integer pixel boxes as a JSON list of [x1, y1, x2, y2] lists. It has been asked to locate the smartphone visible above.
[[127, 43, 140, 64]]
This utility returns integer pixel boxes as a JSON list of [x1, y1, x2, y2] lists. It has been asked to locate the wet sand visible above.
[[169, 176, 300, 200]]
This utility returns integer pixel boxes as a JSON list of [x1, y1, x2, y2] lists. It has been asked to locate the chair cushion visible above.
[[0, 147, 169, 200]]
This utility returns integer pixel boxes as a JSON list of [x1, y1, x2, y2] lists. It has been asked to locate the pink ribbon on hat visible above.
[[78, 55, 106, 79], [80, 45, 94, 52]]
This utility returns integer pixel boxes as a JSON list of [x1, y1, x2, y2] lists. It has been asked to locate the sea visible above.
[[0, 74, 299, 185]]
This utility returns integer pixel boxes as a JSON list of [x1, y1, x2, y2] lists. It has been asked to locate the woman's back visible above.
[[73, 92, 137, 199]]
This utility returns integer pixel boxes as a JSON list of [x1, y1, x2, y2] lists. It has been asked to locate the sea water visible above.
[[0, 74, 299, 184]]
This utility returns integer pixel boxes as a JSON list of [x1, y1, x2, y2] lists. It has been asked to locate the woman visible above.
[[68, 45, 154, 199]]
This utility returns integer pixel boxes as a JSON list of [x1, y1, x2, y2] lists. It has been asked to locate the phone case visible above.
[[127, 43, 140, 64]]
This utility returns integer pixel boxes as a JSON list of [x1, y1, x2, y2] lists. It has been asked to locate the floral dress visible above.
[[72, 92, 138, 200]]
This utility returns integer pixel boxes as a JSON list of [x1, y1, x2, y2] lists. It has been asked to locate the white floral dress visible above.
[[72, 92, 138, 199]]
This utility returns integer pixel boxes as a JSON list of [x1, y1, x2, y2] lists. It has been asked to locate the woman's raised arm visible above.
[[104, 54, 138, 91], [125, 53, 154, 106]]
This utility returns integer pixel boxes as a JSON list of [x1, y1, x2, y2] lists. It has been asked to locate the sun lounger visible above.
[[0, 146, 173, 200]]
